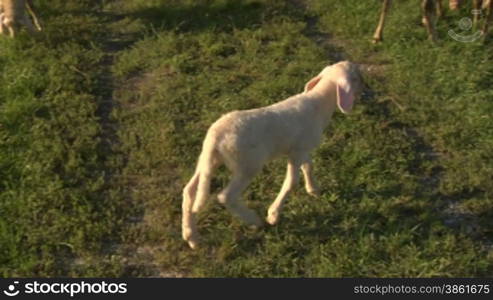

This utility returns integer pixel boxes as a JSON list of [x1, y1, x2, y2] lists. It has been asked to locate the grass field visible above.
[[0, 0, 492, 277]]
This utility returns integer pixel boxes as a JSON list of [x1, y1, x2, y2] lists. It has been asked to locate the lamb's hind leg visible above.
[[266, 158, 301, 225], [373, 0, 392, 43], [182, 172, 200, 249], [483, 0, 493, 38], [218, 171, 263, 227], [0, 13, 5, 35], [3, 16, 16, 38], [422, 0, 438, 42], [26, 0, 42, 31], [436, 0, 443, 17]]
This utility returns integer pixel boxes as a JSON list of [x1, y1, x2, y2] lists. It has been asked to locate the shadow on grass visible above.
[[128, 1, 268, 34], [294, 106, 490, 253]]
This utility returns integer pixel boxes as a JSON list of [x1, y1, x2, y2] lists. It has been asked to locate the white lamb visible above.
[[182, 61, 364, 249]]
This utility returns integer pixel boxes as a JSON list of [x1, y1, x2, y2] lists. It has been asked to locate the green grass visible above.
[[1, 0, 492, 277], [0, 0, 130, 276]]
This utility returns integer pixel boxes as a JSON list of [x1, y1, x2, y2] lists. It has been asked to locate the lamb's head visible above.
[[304, 61, 364, 114]]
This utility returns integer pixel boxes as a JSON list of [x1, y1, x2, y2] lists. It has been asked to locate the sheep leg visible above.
[[26, 0, 41, 31], [0, 2, 3, 35], [0, 13, 5, 35], [182, 172, 201, 249], [301, 157, 320, 197], [218, 173, 263, 227], [483, 0, 493, 37], [436, 0, 443, 17], [422, 0, 438, 42], [373, 0, 392, 43], [473, 0, 482, 27], [266, 159, 301, 225], [4, 18, 16, 38]]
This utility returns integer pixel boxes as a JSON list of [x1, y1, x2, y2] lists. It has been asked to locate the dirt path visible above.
[[95, 4, 136, 157], [91, 2, 150, 276], [92, 1, 185, 277]]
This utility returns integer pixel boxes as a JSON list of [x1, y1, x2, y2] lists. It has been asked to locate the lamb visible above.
[[0, 0, 42, 38], [372, 0, 492, 43], [181, 61, 364, 249]]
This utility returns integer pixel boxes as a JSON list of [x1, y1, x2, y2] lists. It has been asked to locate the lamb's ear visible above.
[[304, 75, 322, 93], [336, 77, 355, 114]]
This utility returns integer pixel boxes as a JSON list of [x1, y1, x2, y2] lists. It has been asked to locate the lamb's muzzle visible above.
[[181, 61, 364, 249]]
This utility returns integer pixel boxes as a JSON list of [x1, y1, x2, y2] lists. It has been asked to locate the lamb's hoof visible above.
[[217, 193, 226, 204], [266, 213, 279, 226], [184, 234, 199, 249], [182, 229, 200, 250], [248, 224, 263, 231], [247, 215, 265, 229], [187, 239, 199, 250], [307, 188, 321, 198]]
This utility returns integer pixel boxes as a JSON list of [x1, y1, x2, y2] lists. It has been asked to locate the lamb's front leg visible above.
[[266, 159, 301, 225], [422, 0, 438, 42], [301, 158, 320, 197]]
